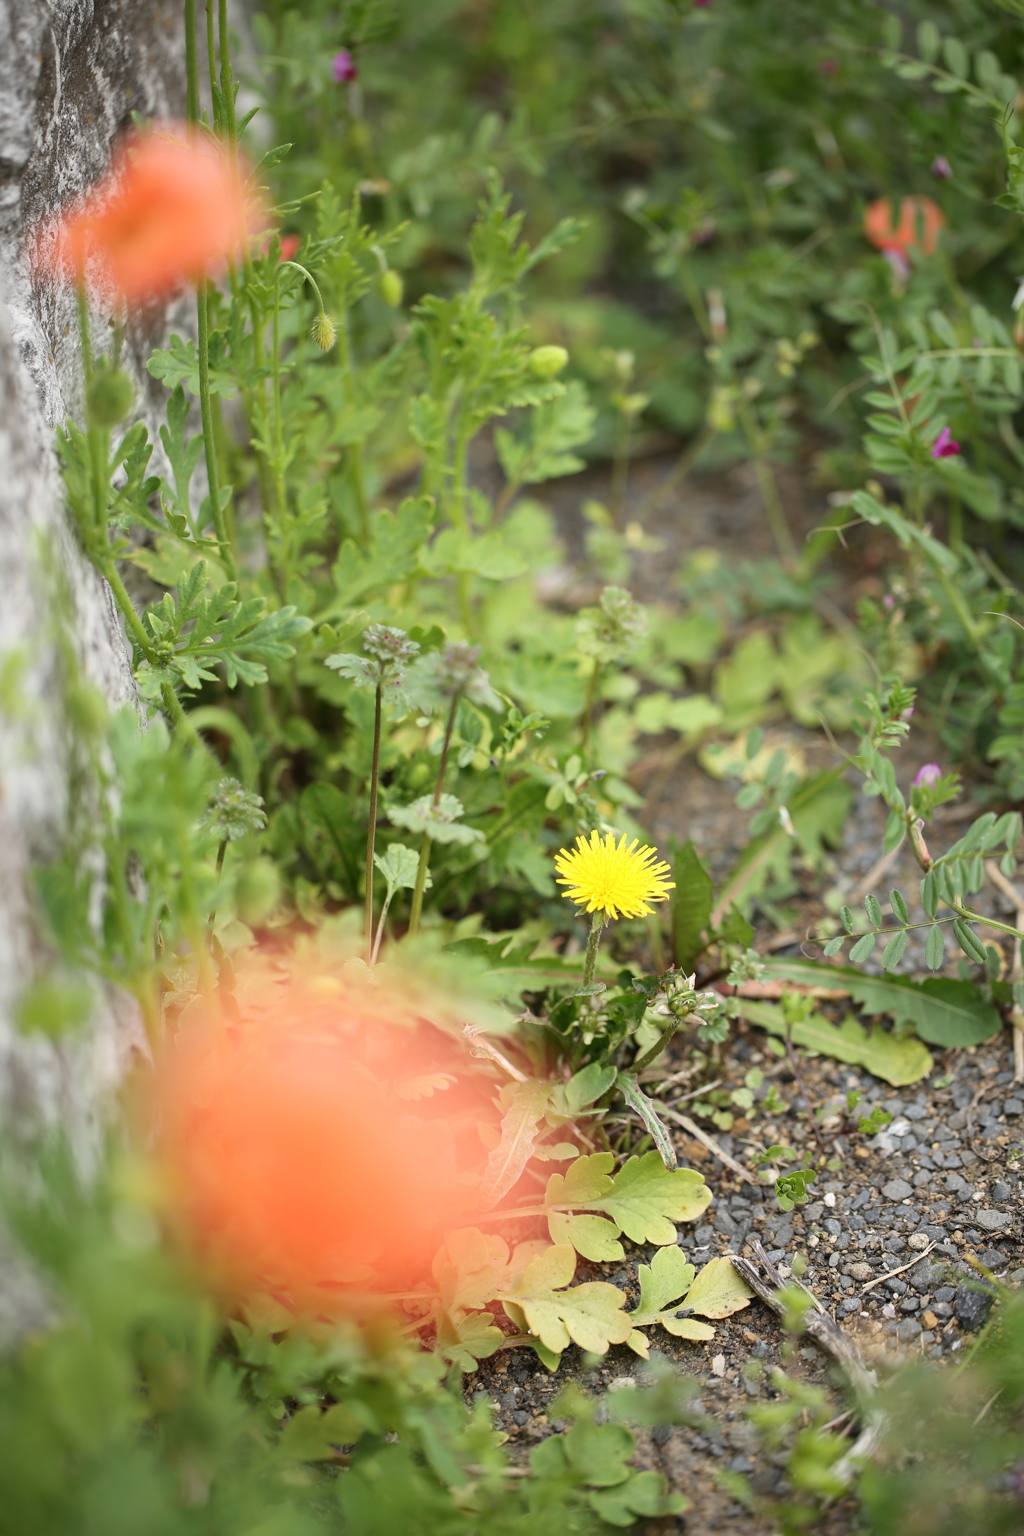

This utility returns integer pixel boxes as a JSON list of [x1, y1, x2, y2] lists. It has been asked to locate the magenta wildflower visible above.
[[931, 155, 953, 179], [913, 763, 942, 789], [932, 426, 960, 459], [332, 49, 358, 83]]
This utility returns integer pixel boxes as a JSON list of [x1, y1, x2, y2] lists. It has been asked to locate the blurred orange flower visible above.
[[863, 194, 945, 259], [153, 957, 490, 1311], [38, 124, 261, 302]]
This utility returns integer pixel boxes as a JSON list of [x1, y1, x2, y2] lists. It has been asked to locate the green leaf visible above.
[[682, 1256, 755, 1319], [331, 497, 433, 611], [762, 958, 1000, 1049], [544, 1151, 710, 1256], [147, 332, 236, 398], [478, 1081, 556, 1209], [497, 1244, 633, 1357], [823, 936, 845, 958], [849, 932, 876, 963], [373, 842, 422, 895], [277, 1403, 365, 1460], [616, 1074, 677, 1169], [588, 1470, 685, 1527], [672, 839, 713, 971], [851, 491, 958, 574], [840, 905, 855, 933], [737, 997, 933, 1087], [890, 889, 909, 925], [925, 924, 945, 970], [864, 894, 883, 928], [564, 1061, 617, 1113], [880, 929, 908, 971], [953, 918, 988, 965], [629, 1246, 696, 1324]]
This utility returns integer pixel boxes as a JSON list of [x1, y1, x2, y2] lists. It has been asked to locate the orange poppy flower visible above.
[[863, 195, 945, 258], [38, 124, 261, 302], [152, 956, 490, 1312]]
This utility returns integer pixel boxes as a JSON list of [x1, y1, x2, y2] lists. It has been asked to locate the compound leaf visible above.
[[497, 1243, 633, 1357]]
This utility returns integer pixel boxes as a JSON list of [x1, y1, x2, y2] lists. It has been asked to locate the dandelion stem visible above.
[[582, 910, 605, 991], [632, 1021, 681, 1074], [365, 682, 382, 958]]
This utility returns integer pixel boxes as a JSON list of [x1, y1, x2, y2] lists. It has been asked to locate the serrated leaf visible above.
[[478, 1081, 556, 1209], [592, 1152, 710, 1244], [738, 997, 932, 1086], [435, 1309, 505, 1370], [627, 1246, 715, 1342], [616, 1074, 677, 1169], [881, 929, 908, 971], [682, 1256, 754, 1319], [762, 958, 999, 1049], [672, 839, 713, 971], [373, 842, 421, 894], [548, 1211, 624, 1263], [497, 1243, 633, 1357]]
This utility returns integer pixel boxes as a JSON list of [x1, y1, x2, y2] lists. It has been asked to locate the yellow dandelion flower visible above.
[[554, 830, 674, 921]]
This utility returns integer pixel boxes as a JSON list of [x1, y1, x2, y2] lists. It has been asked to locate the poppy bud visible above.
[[529, 344, 569, 380], [378, 269, 403, 308], [234, 857, 281, 926], [87, 363, 135, 426], [310, 311, 337, 352]]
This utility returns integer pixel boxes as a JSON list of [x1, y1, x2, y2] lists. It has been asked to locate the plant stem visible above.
[[185, 0, 200, 124], [581, 662, 601, 751], [365, 683, 382, 958], [218, 0, 238, 139], [408, 837, 432, 936], [206, 838, 228, 941], [582, 910, 606, 990], [197, 282, 236, 578], [736, 398, 797, 566], [408, 694, 460, 937], [632, 1020, 681, 1074]]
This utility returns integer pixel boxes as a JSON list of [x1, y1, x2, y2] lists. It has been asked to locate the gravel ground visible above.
[[459, 455, 1024, 1532]]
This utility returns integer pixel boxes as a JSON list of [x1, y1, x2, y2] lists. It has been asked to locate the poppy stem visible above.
[[184, 0, 200, 124], [365, 682, 382, 959], [196, 281, 237, 579]]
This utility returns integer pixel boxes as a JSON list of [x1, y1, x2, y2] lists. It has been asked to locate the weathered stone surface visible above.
[[0, 1, 190, 1142]]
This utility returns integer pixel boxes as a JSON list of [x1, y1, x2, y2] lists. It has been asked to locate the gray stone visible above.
[[882, 1178, 914, 1201], [976, 1209, 1011, 1231], [897, 1318, 922, 1342], [955, 1284, 995, 1330], [991, 1182, 1012, 1203], [1003, 1098, 1023, 1116]]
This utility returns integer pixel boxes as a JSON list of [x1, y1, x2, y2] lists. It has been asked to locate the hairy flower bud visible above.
[[576, 586, 647, 664], [202, 777, 267, 842], [310, 311, 337, 352], [363, 624, 420, 666]]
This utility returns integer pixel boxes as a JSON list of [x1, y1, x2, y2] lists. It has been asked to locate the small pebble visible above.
[[882, 1178, 914, 1201], [975, 1209, 1011, 1231], [955, 1285, 995, 1330], [849, 1262, 874, 1282]]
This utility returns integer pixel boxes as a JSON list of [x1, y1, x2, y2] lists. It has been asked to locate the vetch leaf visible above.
[[953, 918, 988, 965], [925, 923, 945, 970], [880, 929, 908, 971], [865, 894, 883, 928], [849, 933, 877, 963], [890, 889, 909, 925]]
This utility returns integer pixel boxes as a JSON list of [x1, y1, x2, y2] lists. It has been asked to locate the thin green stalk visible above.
[[365, 683, 382, 958], [582, 910, 606, 991], [218, 0, 238, 140], [206, 2, 219, 127], [206, 838, 228, 942], [185, 0, 200, 123], [581, 662, 601, 751], [197, 282, 236, 577], [736, 398, 797, 566], [632, 1021, 680, 1074], [408, 694, 460, 937], [408, 836, 433, 937]]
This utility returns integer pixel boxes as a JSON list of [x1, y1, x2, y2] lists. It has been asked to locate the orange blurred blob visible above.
[[153, 958, 488, 1313], [863, 195, 944, 258], [38, 124, 261, 302]]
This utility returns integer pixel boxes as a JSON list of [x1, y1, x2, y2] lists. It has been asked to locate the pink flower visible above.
[[931, 426, 960, 459], [913, 763, 942, 788], [332, 49, 358, 83], [931, 155, 953, 179]]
